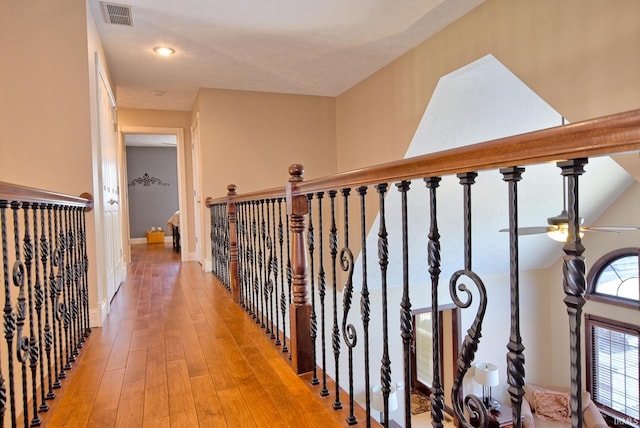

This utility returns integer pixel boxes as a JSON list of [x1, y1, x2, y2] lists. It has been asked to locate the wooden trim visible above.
[[0, 181, 93, 211]]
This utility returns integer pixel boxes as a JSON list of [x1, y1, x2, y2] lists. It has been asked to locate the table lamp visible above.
[[475, 362, 500, 410]]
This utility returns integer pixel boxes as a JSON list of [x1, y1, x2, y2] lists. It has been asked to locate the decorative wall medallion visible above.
[[129, 173, 170, 187]]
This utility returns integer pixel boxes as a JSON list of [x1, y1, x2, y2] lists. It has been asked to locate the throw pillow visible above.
[[533, 389, 571, 423]]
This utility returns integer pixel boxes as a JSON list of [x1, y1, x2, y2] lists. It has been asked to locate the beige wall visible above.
[[195, 88, 336, 267], [336, 0, 640, 173]]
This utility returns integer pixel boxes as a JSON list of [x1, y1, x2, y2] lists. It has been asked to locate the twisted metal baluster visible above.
[[501, 167, 526, 428], [559, 159, 588, 428], [376, 183, 392, 427], [396, 180, 412, 428], [252, 201, 260, 323], [48, 207, 62, 389], [340, 188, 357, 425], [25, 205, 42, 426], [272, 199, 280, 345], [357, 186, 372, 427], [39, 204, 55, 403], [425, 177, 444, 428], [450, 172, 487, 428], [260, 200, 268, 331], [62, 208, 73, 369], [307, 194, 319, 384], [248, 202, 256, 318], [265, 200, 274, 338], [67, 208, 79, 359], [54, 206, 67, 380], [13, 201, 31, 427], [80, 207, 91, 338], [1, 201, 17, 428], [278, 198, 288, 354], [328, 190, 342, 410], [316, 192, 329, 394], [285, 213, 292, 360], [239, 203, 247, 311]]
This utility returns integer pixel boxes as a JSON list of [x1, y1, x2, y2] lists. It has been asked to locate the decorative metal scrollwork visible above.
[[128, 172, 169, 187]]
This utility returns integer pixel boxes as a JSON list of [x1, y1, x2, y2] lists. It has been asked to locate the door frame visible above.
[[119, 126, 189, 262]]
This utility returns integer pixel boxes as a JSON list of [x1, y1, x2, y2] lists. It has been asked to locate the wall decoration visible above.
[[128, 172, 170, 187]]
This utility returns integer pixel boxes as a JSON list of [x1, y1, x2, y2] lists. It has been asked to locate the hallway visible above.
[[37, 243, 348, 427]]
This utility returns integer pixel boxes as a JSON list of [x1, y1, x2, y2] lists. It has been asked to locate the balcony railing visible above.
[[0, 182, 93, 427], [207, 108, 640, 428]]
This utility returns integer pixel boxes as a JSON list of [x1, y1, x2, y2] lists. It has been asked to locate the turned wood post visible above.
[[286, 164, 313, 374], [227, 184, 240, 303]]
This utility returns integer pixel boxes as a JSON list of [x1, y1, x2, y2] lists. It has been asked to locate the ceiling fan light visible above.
[[546, 225, 584, 242]]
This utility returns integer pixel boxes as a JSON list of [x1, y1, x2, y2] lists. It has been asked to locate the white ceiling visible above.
[[88, 0, 484, 111]]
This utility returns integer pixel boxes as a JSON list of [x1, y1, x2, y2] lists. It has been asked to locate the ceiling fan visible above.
[[500, 178, 640, 242]]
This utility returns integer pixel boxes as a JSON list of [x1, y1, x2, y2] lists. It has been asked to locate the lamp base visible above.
[[483, 398, 501, 411]]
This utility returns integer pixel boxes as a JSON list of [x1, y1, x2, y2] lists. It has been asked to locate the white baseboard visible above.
[[204, 259, 212, 272], [89, 300, 108, 327], [130, 237, 146, 244]]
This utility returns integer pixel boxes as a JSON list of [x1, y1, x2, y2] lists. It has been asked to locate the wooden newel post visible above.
[[227, 184, 240, 303], [286, 164, 314, 374]]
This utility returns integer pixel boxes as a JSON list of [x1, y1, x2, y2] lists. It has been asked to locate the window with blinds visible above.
[[586, 314, 640, 424]]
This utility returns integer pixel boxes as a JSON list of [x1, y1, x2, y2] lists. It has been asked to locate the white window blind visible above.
[[589, 318, 639, 422]]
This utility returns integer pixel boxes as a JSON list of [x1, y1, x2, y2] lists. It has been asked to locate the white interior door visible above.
[[191, 114, 203, 265], [97, 57, 123, 302]]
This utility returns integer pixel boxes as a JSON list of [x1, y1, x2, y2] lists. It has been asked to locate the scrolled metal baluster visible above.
[[54, 206, 67, 380], [271, 200, 280, 345], [500, 167, 526, 428], [396, 180, 413, 428], [328, 190, 342, 410], [285, 213, 292, 360], [306, 194, 318, 384], [357, 186, 372, 427], [277, 198, 288, 354], [252, 201, 260, 323], [425, 176, 444, 428], [48, 207, 62, 389], [558, 159, 588, 428], [2, 201, 18, 427], [316, 192, 329, 396], [79, 206, 91, 338], [237, 203, 246, 310], [340, 188, 357, 425], [259, 200, 267, 329], [376, 183, 392, 427], [450, 172, 487, 428], [62, 208, 73, 369], [264, 201, 274, 337], [13, 201, 32, 427], [39, 204, 55, 403]]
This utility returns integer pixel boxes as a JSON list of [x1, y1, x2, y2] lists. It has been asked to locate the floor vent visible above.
[[101, 2, 133, 26]]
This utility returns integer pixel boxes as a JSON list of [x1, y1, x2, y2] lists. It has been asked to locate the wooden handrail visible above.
[[206, 109, 640, 204], [0, 181, 94, 211]]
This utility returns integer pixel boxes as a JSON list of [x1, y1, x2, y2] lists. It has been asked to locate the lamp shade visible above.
[[371, 385, 398, 412], [475, 362, 499, 387]]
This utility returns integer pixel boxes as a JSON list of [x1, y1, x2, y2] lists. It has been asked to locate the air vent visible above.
[[101, 2, 133, 26]]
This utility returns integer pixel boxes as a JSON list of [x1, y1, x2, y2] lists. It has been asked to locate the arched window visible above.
[[587, 248, 639, 309]]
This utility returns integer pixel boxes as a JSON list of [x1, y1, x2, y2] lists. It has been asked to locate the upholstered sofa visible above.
[[521, 384, 607, 428]]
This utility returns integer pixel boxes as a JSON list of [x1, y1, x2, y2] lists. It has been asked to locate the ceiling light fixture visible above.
[[153, 46, 175, 56]]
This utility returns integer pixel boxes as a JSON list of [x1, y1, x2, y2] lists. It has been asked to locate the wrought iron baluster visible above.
[[24, 204, 43, 426], [48, 206, 62, 389], [329, 190, 342, 410], [62, 208, 73, 370], [316, 192, 329, 396], [252, 201, 260, 324], [13, 201, 31, 428], [260, 200, 267, 329], [500, 167, 526, 428], [54, 206, 67, 380], [67, 208, 79, 359], [265, 199, 274, 338], [71, 208, 81, 354], [396, 180, 412, 428], [307, 194, 318, 384], [340, 188, 357, 425], [425, 177, 444, 428], [357, 186, 372, 427], [285, 212, 292, 360], [271, 199, 280, 345], [558, 159, 588, 428], [79, 207, 91, 339], [40, 204, 55, 402], [33, 205, 48, 412], [278, 198, 288, 354], [2, 201, 18, 427], [238, 203, 246, 310], [450, 172, 487, 428], [376, 183, 392, 427]]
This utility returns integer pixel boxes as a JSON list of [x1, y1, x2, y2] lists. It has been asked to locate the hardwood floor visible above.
[[36, 243, 364, 427]]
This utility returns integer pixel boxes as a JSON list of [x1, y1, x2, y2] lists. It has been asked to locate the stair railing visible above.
[[207, 108, 640, 428], [0, 182, 93, 427]]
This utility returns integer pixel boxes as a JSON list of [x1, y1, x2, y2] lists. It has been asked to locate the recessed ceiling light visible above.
[[153, 46, 175, 56]]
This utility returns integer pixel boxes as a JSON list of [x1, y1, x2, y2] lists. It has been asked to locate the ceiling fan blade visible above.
[[582, 226, 640, 232], [498, 226, 550, 235]]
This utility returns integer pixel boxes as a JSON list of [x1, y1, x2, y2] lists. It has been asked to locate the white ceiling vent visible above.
[[101, 2, 133, 26]]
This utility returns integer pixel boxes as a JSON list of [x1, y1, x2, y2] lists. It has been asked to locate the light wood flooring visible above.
[[36, 243, 368, 427]]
